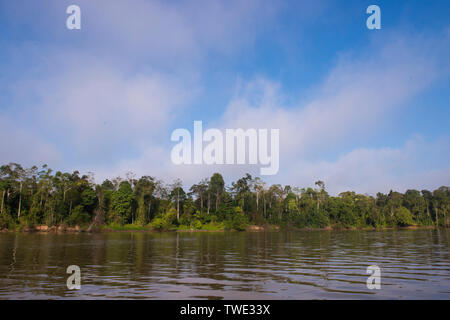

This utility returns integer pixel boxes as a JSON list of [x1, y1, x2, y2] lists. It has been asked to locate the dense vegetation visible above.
[[0, 163, 448, 231]]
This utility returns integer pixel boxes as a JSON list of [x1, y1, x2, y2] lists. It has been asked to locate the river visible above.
[[0, 229, 449, 299]]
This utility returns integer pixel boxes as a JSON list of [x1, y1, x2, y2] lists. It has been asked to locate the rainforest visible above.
[[0, 163, 448, 232]]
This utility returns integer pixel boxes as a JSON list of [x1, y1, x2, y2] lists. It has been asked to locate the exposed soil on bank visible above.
[[0, 224, 442, 233]]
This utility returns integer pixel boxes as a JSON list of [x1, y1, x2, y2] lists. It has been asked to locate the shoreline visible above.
[[0, 224, 442, 234]]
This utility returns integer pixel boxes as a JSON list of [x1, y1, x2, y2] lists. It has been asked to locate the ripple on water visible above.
[[0, 229, 449, 299]]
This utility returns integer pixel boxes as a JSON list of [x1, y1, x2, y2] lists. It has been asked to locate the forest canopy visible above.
[[0, 163, 448, 231]]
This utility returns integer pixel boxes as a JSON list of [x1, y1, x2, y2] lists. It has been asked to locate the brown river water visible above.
[[0, 229, 449, 299]]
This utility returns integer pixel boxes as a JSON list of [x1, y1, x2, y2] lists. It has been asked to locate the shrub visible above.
[[67, 205, 91, 226], [150, 217, 165, 230], [395, 207, 415, 226], [179, 213, 192, 226], [0, 214, 14, 229], [193, 219, 203, 230], [311, 209, 330, 228], [231, 213, 249, 231], [163, 208, 177, 226]]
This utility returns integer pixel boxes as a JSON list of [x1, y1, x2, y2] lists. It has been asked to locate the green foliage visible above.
[[179, 212, 192, 226], [150, 218, 165, 231], [109, 181, 135, 225], [164, 208, 177, 226], [0, 214, 14, 229], [177, 221, 225, 231], [310, 209, 330, 228], [1, 163, 449, 231], [67, 205, 91, 226], [81, 188, 96, 210], [150, 208, 178, 231], [105, 223, 149, 231], [224, 213, 249, 231], [193, 219, 203, 230], [395, 207, 415, 226]]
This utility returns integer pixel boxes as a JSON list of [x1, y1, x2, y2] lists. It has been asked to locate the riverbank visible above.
[[284, 225, 438, 231], [0, 223, 280, 233], [0, 224, 442, 233]]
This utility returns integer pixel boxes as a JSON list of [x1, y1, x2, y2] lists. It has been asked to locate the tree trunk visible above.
[[148, 200, 152, 221], [256, 192, 259, 212], [435, 207, 439, 226], [63, 186, 71, 203], [207, 193, 210, 215], [444, 210, 447, 227], [18, 182, 23, 219], [263, 196, 266, 219], [215, 192, 219, 211], [177, 189, 180, 221], [0, 190, 4, 216]]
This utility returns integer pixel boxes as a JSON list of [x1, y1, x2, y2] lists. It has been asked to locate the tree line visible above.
[[0, 163, 448, 231]]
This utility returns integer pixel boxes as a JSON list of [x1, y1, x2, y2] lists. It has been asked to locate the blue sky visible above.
[[0, 0, 449, 194]]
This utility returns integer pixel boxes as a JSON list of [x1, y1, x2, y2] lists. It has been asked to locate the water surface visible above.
[[0, 229, 449, 299]]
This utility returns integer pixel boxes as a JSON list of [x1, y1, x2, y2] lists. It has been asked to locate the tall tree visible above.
[[170, 179, 185, 221], [209, 173, 225, 211], [110, 181, 135, 224], [135, 176, 155, 225]]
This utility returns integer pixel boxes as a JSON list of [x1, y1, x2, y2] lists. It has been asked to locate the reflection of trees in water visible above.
[[0, 230, 449, 298], [8, 233, 18, 274]]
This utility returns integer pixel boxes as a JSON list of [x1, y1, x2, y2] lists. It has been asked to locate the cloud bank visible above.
[[0, 1, 449, 195]]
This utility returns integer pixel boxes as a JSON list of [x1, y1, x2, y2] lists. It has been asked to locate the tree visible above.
[[387, 191, 403, 220], [395, 207, 414, 226], [209, 173, 225, 212], [314, 180, 327, 211], [110, 181, 135, 224], [252, 177, 265, 219], [0, 162, 449, 231], [189, 179, 208, 214], [170, 179, 185, 221], [433, 187, 449, 227], [135, 176, 155, 225], [269, 184, 285, 221], [231, 173, 252, 211], [403, 189, 427, 223]]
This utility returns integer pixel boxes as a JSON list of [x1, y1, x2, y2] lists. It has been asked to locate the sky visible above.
[[0, 0, 449, 195]]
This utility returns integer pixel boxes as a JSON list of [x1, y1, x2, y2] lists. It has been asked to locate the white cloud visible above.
[[0, 0, 282, 170], [220, 31, 449, 158], [1, 3, 449, 195], [7, 55, 194, 164], [188, 31, 450, 193], [0, 0, 281, 66], [0, 116, 61, 167], [283, 136, 450, 195]]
